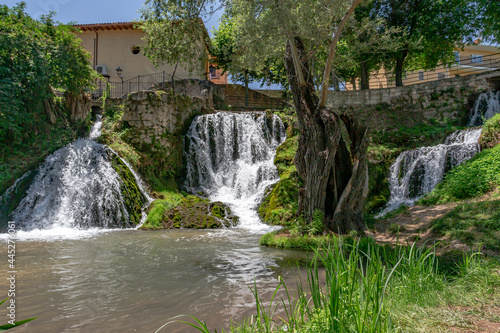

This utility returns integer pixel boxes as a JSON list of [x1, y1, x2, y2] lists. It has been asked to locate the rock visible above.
[[143, 196, 238, 229]]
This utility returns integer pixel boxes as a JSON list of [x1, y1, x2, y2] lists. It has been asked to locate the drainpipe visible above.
[[94, 29, 99, 70]]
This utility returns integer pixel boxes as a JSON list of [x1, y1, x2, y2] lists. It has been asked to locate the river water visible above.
[[0, 229, 307, 332]]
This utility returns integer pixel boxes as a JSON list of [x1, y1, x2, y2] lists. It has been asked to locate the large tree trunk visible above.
[[285, 37, 369, 234], [360, 62, 370, 90]]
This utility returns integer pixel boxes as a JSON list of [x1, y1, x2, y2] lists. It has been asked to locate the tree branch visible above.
[[319, 0, 363, 107]]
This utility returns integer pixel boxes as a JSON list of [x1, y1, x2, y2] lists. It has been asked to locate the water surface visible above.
[[0, 229, 307, 332]]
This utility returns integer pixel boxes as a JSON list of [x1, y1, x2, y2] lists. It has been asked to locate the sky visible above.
[[2, 0, 222, 34]]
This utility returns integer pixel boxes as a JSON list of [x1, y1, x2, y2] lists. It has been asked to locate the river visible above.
[[0, 228, 307, 332]]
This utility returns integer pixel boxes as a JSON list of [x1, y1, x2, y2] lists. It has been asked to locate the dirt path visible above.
[[368, 191, 499, 255]]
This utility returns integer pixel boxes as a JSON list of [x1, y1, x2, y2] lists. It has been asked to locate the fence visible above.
[[92, 71, 184, 101]]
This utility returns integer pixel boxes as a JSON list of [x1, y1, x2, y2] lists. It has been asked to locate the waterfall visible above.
[[8, 116, 151, 233], [184, 112, 286, 230], [468, 91, 500, 126], [381, 129, 482, 214]]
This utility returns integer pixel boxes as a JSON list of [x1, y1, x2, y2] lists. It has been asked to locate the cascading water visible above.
[[468, 90, 500, 126], [184, 112, 286, 230], [380, 91, 500, 215], [8, 115, 151, 234], [381, 129, 482, 214]]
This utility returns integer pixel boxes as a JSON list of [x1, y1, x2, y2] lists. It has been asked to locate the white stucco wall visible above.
[[75, 28, 207, 82]]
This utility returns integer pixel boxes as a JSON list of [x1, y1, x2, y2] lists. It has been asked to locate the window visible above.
[[471, 54, 483, 63], [418, 71, 425, 81], [403, 70, 408, 79], [209, 65, 218, 79], [454, 51, 460, 64], [437, 73, 446, 81], [131, 45, 140, 55]]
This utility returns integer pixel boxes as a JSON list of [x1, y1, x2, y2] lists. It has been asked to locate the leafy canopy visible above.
[[139, 0, 215, 73], [139, 0, 354, 87], [0, 2, 96, 147]]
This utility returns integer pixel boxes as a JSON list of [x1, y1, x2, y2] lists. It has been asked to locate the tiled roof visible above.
[[73, 22, 138, 31]]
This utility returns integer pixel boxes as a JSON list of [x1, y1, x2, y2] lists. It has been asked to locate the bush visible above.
[[479, 113, 500, 149], [420, 144, 500, 203]]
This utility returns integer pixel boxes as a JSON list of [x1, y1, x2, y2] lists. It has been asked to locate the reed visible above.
[[157, 239, 499, 333]]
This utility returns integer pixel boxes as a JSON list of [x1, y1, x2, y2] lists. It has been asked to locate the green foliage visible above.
[[421, 144, 500, 204], [259, 231, 338, 250], [0, 3, 96, 148], [372, 0, 479, 82], [175, 239, 500, 333], [211, 16, 288, 87], [431, 199, 500, 251], [336, 4, 406, 89], [139, 0, 210, 73], [479, 113, 500, 149], [371, 121, 462, 151], [309, 210, 325, 236], [258, 114, 301, 227], [478, 0, 500, 43]]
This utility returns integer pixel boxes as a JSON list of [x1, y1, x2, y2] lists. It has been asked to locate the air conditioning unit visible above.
[[96, 65, 108, 75]]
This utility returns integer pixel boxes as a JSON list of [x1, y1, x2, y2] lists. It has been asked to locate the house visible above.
[[342, 44, 500, 90], [73, 21, 229, 97]]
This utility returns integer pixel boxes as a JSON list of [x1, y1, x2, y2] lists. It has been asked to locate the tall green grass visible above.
[[156, 239, 499, 333]]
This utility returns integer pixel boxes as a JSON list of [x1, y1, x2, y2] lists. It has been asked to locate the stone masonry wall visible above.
[[328, 71, 500, 130], [120, 90, 213, 171]]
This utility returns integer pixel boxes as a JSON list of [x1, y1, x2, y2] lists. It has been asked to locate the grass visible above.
[[431, 199, 500, 252], [419, 144, 500, 205], [158, 240, 500, 333], [370, 121, 463, 152], [259, 230, 338, 250]]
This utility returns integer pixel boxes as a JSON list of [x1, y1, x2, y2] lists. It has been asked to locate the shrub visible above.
[[421, 144, 500, 203], [479, 113, 500, 149]]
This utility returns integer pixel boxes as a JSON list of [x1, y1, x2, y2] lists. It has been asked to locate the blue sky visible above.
[[2, 0, 222, 33]]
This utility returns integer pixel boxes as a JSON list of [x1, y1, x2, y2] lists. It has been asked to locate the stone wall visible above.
[[328, 71, 500, 130], [163, 79, 226, 109], [120, 90, 213, 167]]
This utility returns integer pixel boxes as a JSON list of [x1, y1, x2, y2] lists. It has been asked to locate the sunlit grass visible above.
[[156, 239, 499, 332]]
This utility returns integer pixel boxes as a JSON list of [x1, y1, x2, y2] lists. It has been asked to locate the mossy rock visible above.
[[0, 170, 37, 227], [108, 149, 146, 226], [141, 195, 238, 229]]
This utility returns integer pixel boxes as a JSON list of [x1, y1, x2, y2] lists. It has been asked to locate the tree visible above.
[[372, 0, 478, 86], [139, 1, 212, 79], [336, 7, 406, 90], [0, 3, 96, 149], [477, 0, 500, 43], [141, 0, 369, 233], [210, 16, 287, 105]]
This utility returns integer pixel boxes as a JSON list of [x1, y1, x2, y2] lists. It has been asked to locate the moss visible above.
[[140, 191, 238, 230], [0, 170, 37, 225], [108, 151, 145, 226]]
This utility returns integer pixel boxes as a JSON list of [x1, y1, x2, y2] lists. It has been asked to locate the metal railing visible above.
[[340, 52, 500, 90], [92, 71, 186, 101]]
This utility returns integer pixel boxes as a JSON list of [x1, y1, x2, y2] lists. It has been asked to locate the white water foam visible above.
[[3, 115, 151, 240], [184, 112, 286, 232], [468, 91, 500, 126], [379, 128, 481, 215]]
